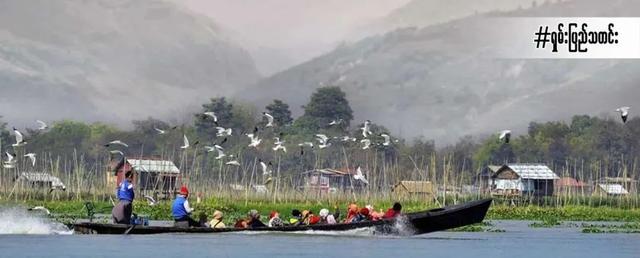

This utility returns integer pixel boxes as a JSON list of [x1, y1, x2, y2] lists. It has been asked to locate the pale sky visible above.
[[178, 0, 411, 74]]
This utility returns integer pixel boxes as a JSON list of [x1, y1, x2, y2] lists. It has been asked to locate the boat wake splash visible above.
[[0, 207, 72, 235]]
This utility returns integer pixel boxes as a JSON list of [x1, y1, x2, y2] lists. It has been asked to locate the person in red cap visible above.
[[172, 185, 198, 227]]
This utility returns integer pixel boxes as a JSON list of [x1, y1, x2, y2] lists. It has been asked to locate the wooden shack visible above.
[[108, 157, 179, 196], [392, 181, 434, 198], [16, 172, 66, 191], [491, 164, 559, 197], [595, 184, 628, 196], [299, 168, 366, 194]]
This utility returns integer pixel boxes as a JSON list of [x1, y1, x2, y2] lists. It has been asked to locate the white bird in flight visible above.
[[144, 195, 157, 206], [340, 136, 357, 142], [247, 134, 262, 148], [3, 152, 16, 168], [360, 139, 371, 150], [180, 134, 190, 149], [499, 130, 511, 144], [263, 112, 274, 127], [328, 119, 343, 126], [204, 112, 218, 122], [259, 160, 273, 176], [28, 206, 51, 215], [360, 120, 372, 138], [214, 145, 226, 160], [105, 140, 128, 148], [154, 128, 166, 135], [24, 153, 36, 167], [226, 160, 241, 166], [216, 127, 232, 137], [353, 166, 369, 185], [380, 134, 391, 146], [12, 128, 26, 147], [273, 137, 287, 153], [36, 120, 48, 130], [616, 106, 630, 123], [315, 134, 331, 149]]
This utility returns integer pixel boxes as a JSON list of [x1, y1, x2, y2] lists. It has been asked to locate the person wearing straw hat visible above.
[[172, 185, 198, 227], [208, 210, 225, 229]]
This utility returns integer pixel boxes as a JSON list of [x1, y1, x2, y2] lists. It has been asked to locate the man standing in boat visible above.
[[112, 171, 134, 224], [172, 186, 199, 227]]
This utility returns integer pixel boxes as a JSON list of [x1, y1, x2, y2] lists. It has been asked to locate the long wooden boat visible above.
[[72, 198, 492, 235]]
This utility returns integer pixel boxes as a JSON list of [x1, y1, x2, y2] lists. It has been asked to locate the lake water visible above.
[[0, 210, 638, 258]]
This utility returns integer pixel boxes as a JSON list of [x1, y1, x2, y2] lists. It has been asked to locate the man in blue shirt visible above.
[[172, 186, 199, 227], [112, 171, 134, 224]]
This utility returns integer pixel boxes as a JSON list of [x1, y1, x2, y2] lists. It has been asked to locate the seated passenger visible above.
[[247, 209, 267, 228], [172, 186, 199, 228], [289, 209, 303, 225], [352, 207, 371, 223], [366, 205, 384, 221], [302, 210, 320, 225], [344, 204, 358, 223], [268, 211, 284, 227], [209, 210, 225, 229], [383, 202, 402, 219], [318, 208, 337, 224]]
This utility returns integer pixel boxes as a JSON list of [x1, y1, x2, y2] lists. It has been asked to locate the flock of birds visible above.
[[102, 112, 394, 185], [3, 106, 633, 186]]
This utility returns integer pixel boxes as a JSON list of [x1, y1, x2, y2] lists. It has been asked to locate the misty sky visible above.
[[179, 0, 410, 75]]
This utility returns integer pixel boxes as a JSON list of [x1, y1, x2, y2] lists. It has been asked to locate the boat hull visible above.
[[72, 198, 492, 235]]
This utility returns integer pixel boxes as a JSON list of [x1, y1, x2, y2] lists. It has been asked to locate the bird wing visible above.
[[183, 135, 189, 147], [14, 129, 23, 143], [154, 128, 165, 134], [36, 120, 47, 129]]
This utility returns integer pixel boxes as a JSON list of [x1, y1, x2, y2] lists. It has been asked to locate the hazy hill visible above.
[[0, 0, 260, 127], [350, 0, 535, 40], [243, 0, 640, 145]]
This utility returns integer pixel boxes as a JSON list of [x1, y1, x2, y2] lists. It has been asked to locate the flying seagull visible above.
[[12, 128, 26, 147], [360, 139, 371, 150], [247, 133, 262, 148], [3, 152, 16, 169], [105, 140, 128, 148], [273, 137, 287, 153], [214, 145, 226, 160], [380, 134, 391, 146], [144, 195, 157, 206], [203, 112, 218, 122], [340, 136, 357, 142], [154, 127, 166, 135], [315, 134, 331, 149], [181, 135, 190, 149], [360, 120, 372, 138], [24, 153, 36, 167], [328, 119, 343, 126], [499, 130, 512, 144], [259, 159, 273, 176], [225, 160, 241, 166], [263, 112, 274, 127], [616, 106, 630, 123], [353, 166, 369, 185], [36, 120, 48, 130], [216, 127, 232, 137], [28, 206, 51, 215]]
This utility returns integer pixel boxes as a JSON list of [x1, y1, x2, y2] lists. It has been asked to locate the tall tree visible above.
[[300, 86, 353, 130], [0, 116, 10, 154], [265, 100, 293, 126]]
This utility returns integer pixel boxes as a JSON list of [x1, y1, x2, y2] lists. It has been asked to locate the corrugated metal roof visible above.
[[19, 172, 65, 188], [506, 164, 559, 180], [128, 159, 179, 174], [598, 184, 628, 195]]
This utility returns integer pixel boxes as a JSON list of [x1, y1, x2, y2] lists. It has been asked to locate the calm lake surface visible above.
[[0, 220, 638, 258]]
